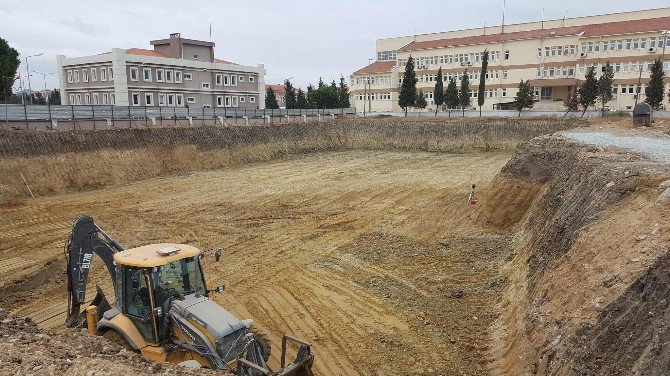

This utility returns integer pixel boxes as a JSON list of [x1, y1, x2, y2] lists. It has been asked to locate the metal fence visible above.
[[0, 104, 356, 122]]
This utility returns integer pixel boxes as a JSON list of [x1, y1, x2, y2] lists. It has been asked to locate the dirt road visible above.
[[0, 150, 511, 375]]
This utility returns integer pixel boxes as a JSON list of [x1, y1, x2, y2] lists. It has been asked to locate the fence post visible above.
[[174, 107, 177, 126], [71, 105, 76, 130], [128, 106, 132, 128], [91, 105, 96, 130], [47, 104, 52, 130], [24, 104, 28, 130], [159, 106, 163, 127], [144, 106, 148, 127], [202, 106, 205, 126]]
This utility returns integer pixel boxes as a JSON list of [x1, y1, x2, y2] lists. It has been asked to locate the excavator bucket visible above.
[[66, 285, 111, 329], [237, 334, 314, 376]]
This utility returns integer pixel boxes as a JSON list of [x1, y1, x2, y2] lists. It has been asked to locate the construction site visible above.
[[0, 117, 669, 375]]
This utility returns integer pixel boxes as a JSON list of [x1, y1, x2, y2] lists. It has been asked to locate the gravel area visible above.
[[563, 132, 670, 164]]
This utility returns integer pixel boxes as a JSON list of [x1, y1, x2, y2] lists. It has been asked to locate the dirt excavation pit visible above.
[[0, 150, 513, 375], [2, 121, 669, 375]]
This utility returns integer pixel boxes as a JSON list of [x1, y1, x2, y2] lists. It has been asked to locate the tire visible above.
[[103, 329, 134, 351], [250, 328, 271, 363]]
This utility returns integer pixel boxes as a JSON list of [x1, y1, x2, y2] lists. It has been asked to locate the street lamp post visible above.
[[25, 53, 44, 105], [367, 58, 373, 115]]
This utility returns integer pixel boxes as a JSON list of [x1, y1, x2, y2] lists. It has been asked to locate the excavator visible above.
[[65, 215, 314, 375]]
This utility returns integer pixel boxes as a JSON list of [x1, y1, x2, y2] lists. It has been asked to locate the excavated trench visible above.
[[0, 119, 669, 375]]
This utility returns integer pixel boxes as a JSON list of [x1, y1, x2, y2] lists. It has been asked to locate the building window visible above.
[[108, 67, 114, 80], [175, 71, 182, 83], [82, 69, 89, 82], [223, 75, 230, 86], [93, 94, 99, 105], [216, 74, 223, 85], [193, 54, 199, 60], [186, 97, 196, 104], [131, 93, 140, 106], [231, 75, 237, 86], [503, 70, 509, 79], [202, 82, 211, 89], [75, 94, 82, 105], [240, 97, 246, 103], [74, 70, 80, 83], [166, 70, 173, 83], [102, 93, 108, 104], [101, 68, 107, 81], [130, 67, 139, 81], [156, 69, 165, 82], [184, 73, 192, 80], [232, 96, 238, 107], [176, 94, 183, 106], [224, 96, 231, 107], [250, 96, 256, 103], [110, 93, 115, 104], [167, 94, 175, 106], [540, 87, 553, 100], [145, 93, 153, 106], [91, 68, 97, 81], [239, 75, 245, 82], [143, 68, 152, 81], [216, 96, 224, 106], [67, 71, 73, 83], [69, 94, 74, 103], [158, 94, 166, 106], [504, 50, 510, 60], [249, 76, 255, 83]]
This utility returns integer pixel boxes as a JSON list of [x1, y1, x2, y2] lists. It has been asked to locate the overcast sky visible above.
[[2, 0, 669, 92]]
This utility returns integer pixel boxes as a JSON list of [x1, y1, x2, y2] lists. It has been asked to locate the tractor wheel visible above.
[[251, 328, 271, 363], [103, 329, 134, 351]]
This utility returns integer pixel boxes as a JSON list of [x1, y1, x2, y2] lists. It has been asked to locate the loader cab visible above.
[[113, 244, 207, 343]]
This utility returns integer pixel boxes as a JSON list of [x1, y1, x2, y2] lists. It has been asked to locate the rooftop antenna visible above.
[[502, 0, 506, 34], [541, 7, 545, 30], [562, 9, 569, 27], [209, 20, 212, 42], [484, 20, 487, 35]]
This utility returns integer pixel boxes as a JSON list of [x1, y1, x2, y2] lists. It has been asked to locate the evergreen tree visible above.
[[514, 80, 535, 117], [598, 62, 614, 115], [306, 84, 316, 109], [265, 87, 279, 109], [477, 50, 489, 116], [564, 85, 579, 115], [47, 88, 61, 105], [330, 80, 337, 90], [398, 56, 417, 116], [578, 66, 598, 117], [646, 59, 665, 110], [31, 92, 46, 105], [433, 67, 444, 116], [415, 90, 428, 109], [338, 75, 350, 108], [459, 70, 471, 116], [318, 77, 325, 88], [296, 89, 307, 109], [0, 37, 19, 103], [284, 79, 297, 109], [444, 77, 460, 118], [311, 86, 339, 109]]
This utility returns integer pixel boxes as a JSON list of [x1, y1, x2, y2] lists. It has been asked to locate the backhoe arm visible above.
[[66, 215, 124, 327]]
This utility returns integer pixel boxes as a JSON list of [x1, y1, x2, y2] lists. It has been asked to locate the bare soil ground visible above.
[[0, 150, 512, 375]]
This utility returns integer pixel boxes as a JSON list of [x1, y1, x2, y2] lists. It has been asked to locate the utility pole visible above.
[[367, 58, 373, 115]]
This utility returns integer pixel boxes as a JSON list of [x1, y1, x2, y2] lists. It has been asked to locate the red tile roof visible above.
[[401, 16, 670, 52], [266, 84, 285, 92], [214, 58, 237, 65], [125, 48, 164, 57], [353, 61, 397, 75]]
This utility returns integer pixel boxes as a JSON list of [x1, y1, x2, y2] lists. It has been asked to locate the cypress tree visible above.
[[307, 84, 316, 109], [398, 56, 417, 116], [265, 87, 279, 109], [433, 67, 444, 116], [296, 89, 307, 109], [578, 66, 598, 117], [415, 90, 428, 109], [598, 62, 614, 115], [338, 75, 351, 108], [0, 37, 20, 103], [514, 80, 535, 117], [445, 77, 459, 118], [47, 88, 61, 105], [284, 79, 297, 109], [459, 70, 471, 116], [646, 59, 665, 110], [564, 85, 579, 116], [477, 50, 489, 117], [318, 77, 325, 88]]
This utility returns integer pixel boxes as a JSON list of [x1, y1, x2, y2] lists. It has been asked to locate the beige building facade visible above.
[[351, 8, 670, 113], [57, 33, 266, 109]]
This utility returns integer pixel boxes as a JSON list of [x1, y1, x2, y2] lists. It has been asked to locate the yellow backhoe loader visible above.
[[65, 216, 314, 375]]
